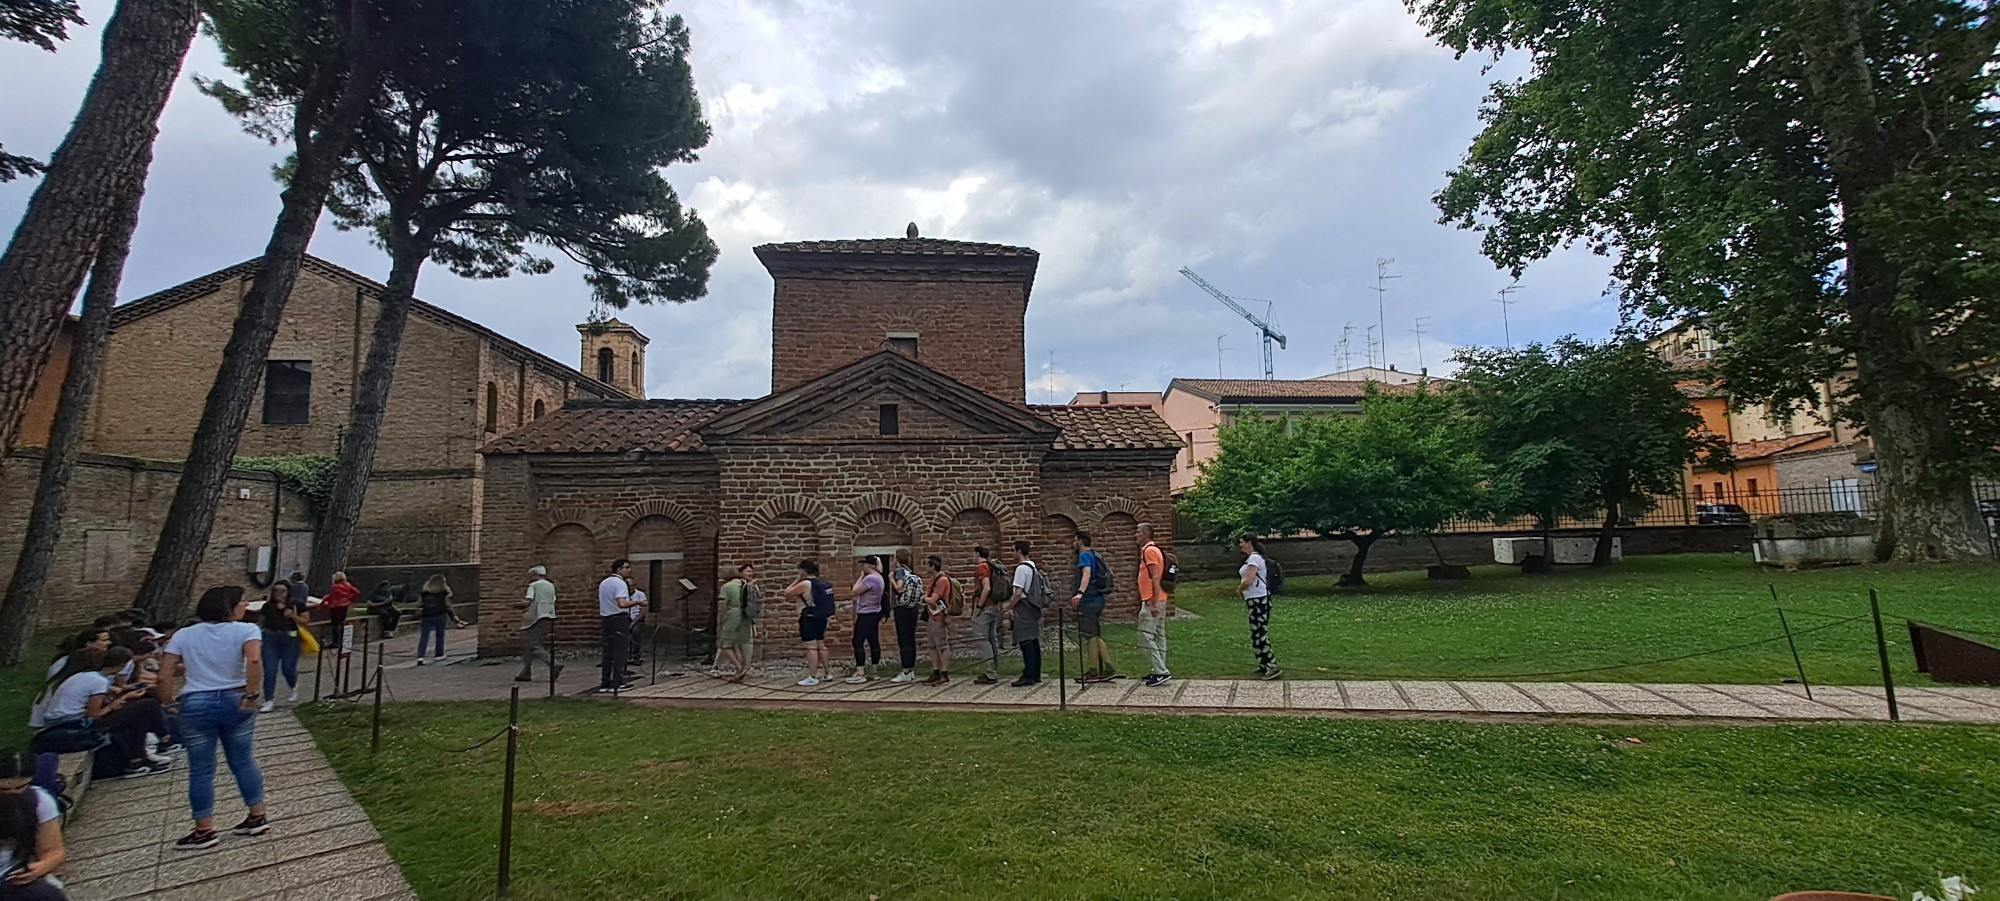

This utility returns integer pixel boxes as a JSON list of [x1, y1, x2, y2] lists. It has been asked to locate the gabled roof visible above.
[[754, 237, 1036, 258], [481, 399, 745, 455], [1167, 378, 1414, 403], [1030, 405, 1182, 451], [700, 351, 1060, 441], [111, 254, 631, 399], [752, 235, 1039, 296]]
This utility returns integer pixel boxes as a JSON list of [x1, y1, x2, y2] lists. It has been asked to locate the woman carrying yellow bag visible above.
[[298, 624, 321, 656]]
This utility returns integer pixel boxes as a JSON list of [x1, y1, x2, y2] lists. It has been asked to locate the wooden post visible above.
[[370, 664, 385, 754], [498, 686, 520, 896], [1869, 589, 1899, 722]]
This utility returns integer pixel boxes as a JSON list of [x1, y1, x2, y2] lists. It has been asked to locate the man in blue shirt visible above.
[[1070, 531, 1116, 683]]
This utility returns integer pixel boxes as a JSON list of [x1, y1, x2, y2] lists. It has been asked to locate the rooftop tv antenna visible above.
[[1180, 267, 1287, 380], [1369, 258, 1401, 369], [1412, 316, 1433, 371], [1215, 335, 1228, 378], [1493, 282, 1523, 349]]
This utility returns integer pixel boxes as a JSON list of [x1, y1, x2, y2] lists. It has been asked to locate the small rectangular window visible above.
[[1692, 483, 1705, 501], [262, 360, 312, 425], [886, 334, 918, 359], [1747, 478, 1759, 497], [878, 403, 900, 436]]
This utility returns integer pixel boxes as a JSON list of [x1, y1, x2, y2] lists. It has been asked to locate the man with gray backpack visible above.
[[1003, 540, 1051, 687]]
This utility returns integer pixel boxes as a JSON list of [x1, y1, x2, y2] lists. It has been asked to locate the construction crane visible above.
[[1179, 267, 1287, 380]]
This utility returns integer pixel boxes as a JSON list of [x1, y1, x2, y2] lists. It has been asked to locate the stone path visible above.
[[619, 673, 2000, 723], [64, 711, 415, 901]]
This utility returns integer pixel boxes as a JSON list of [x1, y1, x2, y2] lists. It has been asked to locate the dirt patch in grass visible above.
[[516, 800, 623, 819], [637, 759, 691, 773]]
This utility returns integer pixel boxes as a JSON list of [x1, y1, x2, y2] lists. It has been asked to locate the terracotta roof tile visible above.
[[1030, 405, 1183, 452], [1168, 378, 1415, 402], [754, 237, 1036, 258], [1731, 430, 1835, 462], [482, 400, 745, 454]]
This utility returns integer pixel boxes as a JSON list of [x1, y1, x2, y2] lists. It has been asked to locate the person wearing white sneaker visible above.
[[845, 556, 886, 684], [256, 583, 306, 710], [786, 560, 835, 685], [886, 551, 925, 684], [159, 587, 270, 853]]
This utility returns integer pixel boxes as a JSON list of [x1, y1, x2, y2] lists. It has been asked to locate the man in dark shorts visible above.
[[1070, 531, 1115, 682], [784, 559, 835, 686]]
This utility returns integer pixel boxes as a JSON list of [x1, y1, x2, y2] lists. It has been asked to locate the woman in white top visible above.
[[158, 587, 270, 852], [0, 753, 68, 900], [1236, 536, 1280, 680], [37, 647, 172, 779]]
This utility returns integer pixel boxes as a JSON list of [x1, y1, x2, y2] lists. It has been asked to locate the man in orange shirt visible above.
[[1136, 523, 1171, 686]]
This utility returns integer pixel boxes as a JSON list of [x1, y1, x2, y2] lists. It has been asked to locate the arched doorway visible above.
[[626, 514, 687, 635], [853, 508, 914, 566], [538, 523, 597, 631]]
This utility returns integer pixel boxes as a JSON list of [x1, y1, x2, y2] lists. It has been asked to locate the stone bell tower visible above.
[[577, 318, 649, 399]]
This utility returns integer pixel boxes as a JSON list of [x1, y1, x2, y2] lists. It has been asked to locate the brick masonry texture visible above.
[[75, 256, 627, 570], [0, 451, 312, 626], [475, 235, 1178, 657]]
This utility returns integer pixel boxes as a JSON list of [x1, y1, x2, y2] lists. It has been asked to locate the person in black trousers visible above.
[[597, 560, 640, 693], [887, 550, 923, 684]]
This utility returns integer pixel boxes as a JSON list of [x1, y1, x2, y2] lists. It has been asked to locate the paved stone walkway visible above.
[[619, 673, 2000, 723], [64, 711, 415, 901]]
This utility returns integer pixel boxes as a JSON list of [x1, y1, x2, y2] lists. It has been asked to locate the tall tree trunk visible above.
[[0, 154, 147, 666], [1805, 0, 1990, 562], [306, 249, 426, 590], [1592, 501, 1619, 566], [0, 0, 197, 460], [1339, 532, 1378, 587], [132, 74, 381, 623]]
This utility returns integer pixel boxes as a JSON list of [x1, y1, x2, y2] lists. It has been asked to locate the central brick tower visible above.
[[754, 225, 1039, 402]]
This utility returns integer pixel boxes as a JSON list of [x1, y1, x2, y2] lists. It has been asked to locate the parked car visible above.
[[1696, 503, 1752, 526]]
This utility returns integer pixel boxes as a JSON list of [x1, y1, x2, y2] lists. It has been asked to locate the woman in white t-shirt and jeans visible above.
[[158, 587, 270, 851], [1236, 536, 1280, 680], [0, 752, 67, 899]]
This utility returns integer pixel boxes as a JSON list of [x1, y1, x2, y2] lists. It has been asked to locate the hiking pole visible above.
[[1771, 587, 1812, 700], [498, 686, 520, 897], [1869, 589, 1899, 722]]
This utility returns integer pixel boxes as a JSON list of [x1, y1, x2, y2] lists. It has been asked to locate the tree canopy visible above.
[[1180, 386, 1489, 586], [0, 0, 84, 179], [1453, 336, 1728, 563], [1409, 0, 2000, 561]]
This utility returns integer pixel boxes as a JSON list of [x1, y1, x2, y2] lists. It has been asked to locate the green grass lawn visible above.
[[303, 701, 1999, 901], [0, 623, 92, 750], [1079, 553, 2000, 685]]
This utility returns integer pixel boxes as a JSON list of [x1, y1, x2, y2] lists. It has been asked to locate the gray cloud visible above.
[[1, 0, 1619, 405]]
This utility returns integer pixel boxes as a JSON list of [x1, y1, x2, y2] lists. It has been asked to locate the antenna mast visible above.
[[1493, 282, 1523, 349], [1368, 258, 1400, 370]]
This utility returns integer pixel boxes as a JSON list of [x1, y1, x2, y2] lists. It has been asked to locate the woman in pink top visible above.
[[844, 557, 886, 684]]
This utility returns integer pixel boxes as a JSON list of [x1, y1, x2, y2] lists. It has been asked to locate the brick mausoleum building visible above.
[[476, 234, 1182, 655]]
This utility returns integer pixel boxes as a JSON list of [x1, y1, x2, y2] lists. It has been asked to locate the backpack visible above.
[[1264, 556, 1286, 596], [935, 574, 963, 617], [984, 560, 1012, 606], [892, 567, 925, 609], [737, 580, 762, 621], [808, 578, 836, 617], [1021, 562, 1052, 609], [1151, 543, 1180, 593], [1086, 552, 1112, 597]]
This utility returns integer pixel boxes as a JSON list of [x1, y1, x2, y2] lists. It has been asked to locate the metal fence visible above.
[[1175, 480, 2000, 540]]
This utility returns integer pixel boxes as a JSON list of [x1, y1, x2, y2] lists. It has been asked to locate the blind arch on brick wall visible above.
[[852, 508, 914, 562], [1096, 512, 1140, 607], [759, 511, 822, 601], [943, 508, 1002, 595], [625, 514, 687, 613], [538, 523, 598, 633], [1039, 514, 1079, 590], [844, 492, 926, 540], [933, 490, 1015, 536]]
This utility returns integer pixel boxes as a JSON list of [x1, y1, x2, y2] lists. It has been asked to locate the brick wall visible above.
[[1774, 445, 1873, 493], [770, 277, 1028, 402], [18, 320, 73, 450], [0, 451, 312, 628]]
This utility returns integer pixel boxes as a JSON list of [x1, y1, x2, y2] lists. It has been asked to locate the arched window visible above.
[[630, 351, 642, 387], [597, 347, 615, 383], [533, 399, 546, 419], [484, 382, 499, 432]]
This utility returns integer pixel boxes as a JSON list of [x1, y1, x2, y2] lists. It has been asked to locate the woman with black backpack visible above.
[[1236, 536, 1281, 680], [887, 551, 925, 684]]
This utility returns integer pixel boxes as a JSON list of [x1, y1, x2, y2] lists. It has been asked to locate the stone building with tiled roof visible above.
[[477, 231, 1182, 656]]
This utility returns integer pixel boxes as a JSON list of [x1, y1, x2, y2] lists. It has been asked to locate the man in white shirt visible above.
[[597, 560, 641, 692], [1002, 541, 1044, 687], [516, 565, 560, 682]]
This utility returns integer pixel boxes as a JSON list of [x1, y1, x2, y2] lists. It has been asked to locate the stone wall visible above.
[[1774, 444, 1873, 493], [0, 451, 312, 627], [770, 277, 1028, 402], [1174, 525, 1755, 582]]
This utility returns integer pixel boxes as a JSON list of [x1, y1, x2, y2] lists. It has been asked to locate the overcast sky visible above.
[[1, 0, 1622, 403]]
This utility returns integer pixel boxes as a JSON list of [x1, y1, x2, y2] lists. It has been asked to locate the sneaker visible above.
[[174, 829, 220, 851], [231, 814, 271, 836], [974, 675, 998, 685], [595, 683, 636, 694], [891, 671, 918, 684], [1259, 667, 1283, 681], [286, 690, 298, 704], [118, 762, 171, 780], [1009, 677, 1040, 687], [1143, 673, 1172, 687], [935, 673, 950, 685], [414, 658, 426, 666], [841, 674, 868, 685], [796, 677, 821, 687], [156, 742, 183, 756], [146, 749, 173, 765], [258, 701, 275, 713]]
